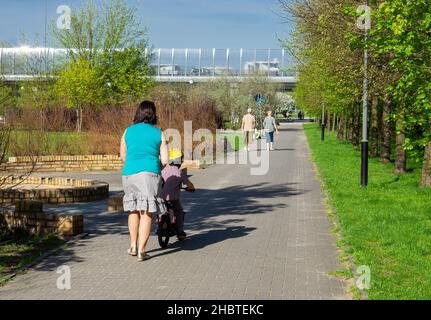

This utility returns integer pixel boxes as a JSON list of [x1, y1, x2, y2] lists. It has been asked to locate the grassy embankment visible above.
[[304, 123, 431, 299]]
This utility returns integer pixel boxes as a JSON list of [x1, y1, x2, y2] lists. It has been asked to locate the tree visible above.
[[0, 124, 10, 164], [279, 0, 431, 187], [0, 80, 15, 117], [280, 0, 364, 131], [100, 48, 154, 104], [55, 58, 103, 132], [371, 0, 431, 185], [17, 79, 60, 130], [51, 0, 154, 105]]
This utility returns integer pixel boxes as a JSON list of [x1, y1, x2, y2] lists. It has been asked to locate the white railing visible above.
[[0, 47, 297, 79]]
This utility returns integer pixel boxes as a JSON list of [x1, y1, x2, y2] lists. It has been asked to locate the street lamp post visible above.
[[321, 100, 325, 142], [361, 1, 370, 187]]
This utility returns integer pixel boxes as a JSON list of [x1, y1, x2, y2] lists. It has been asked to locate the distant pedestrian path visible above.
[[0, 123, 347, 300]]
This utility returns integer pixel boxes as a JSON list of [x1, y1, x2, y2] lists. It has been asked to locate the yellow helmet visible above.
[[168, 148, 183, 164]]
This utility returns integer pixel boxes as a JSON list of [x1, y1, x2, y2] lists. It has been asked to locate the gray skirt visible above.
[[122, 172, 166, 214]]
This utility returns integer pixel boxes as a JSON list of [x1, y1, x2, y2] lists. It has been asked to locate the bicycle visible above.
[[156, 187, 195, 248]]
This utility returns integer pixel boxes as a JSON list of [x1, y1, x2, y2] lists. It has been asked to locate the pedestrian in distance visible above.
[[263, 110, 279, 151], [241, 108, 256, 152]]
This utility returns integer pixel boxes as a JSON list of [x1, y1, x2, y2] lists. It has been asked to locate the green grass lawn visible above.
[[0, 231, 63, 286], [304, 124, 431, 299]]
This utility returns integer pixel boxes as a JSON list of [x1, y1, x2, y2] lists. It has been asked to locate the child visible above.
[[161, 148, 195, 240]]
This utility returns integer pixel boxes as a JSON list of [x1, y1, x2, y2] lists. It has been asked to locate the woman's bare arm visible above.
[[160, 132, 169, 167], [120, 131, 127, 162], [274, 119, 279, 134]]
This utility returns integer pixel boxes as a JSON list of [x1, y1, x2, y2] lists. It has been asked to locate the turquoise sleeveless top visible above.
[[123, 123, 162, 176]]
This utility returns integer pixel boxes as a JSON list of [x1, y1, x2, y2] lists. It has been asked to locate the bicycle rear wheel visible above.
[[158, 234, 170, 248], [157, 216, 171, 248]]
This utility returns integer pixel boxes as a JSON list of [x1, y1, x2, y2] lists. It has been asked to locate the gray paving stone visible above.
[[0, 123, 347, 300]]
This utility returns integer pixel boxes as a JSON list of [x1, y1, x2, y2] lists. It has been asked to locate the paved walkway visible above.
[[0, 123, 347, 300]]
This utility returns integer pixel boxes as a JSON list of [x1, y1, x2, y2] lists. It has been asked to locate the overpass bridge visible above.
[[0, 47, 297, 90]]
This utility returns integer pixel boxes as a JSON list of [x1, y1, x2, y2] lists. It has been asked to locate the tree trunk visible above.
[[420, 119, 431, 187], [337, 115, 344, 140], [76, 108, 83, 132], [326, 109, 331, 131], [394, 122, 406, 174], [80, 108, 83, 132], [332, 113, 337, 133], [76, 109, 80, 132], [351, 104, 360, 147], [380, 94, 392, 164], [370, 96, 379, 157], [344, 111, 349, 141], [349, 106, 354, 144], [40, 109, 44, 131], [421, 137, 431, 187]]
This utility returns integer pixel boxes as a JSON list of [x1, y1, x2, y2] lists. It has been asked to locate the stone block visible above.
[[57, 214, 84, 236], [15, 200, 43, 213]]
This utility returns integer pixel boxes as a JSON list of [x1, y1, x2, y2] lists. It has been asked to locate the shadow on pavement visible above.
[[183, 182, 301, 222], [146, 182, 307, 257], [29, 181, 307, 270], [279, 126, 303, 132], [147, 225, 256, 258]]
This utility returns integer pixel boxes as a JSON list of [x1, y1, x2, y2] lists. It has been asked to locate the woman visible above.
[[263, 110, 279, 151], [120, 101, 169, 262]]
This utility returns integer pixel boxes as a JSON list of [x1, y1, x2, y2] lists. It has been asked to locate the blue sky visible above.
[[0, 0, 292, 48]]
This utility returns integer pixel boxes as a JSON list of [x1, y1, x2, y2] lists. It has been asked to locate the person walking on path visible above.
[[241, 108, 256, 152], [263, 110, 279, 151], [120, 101, 169, 262]]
